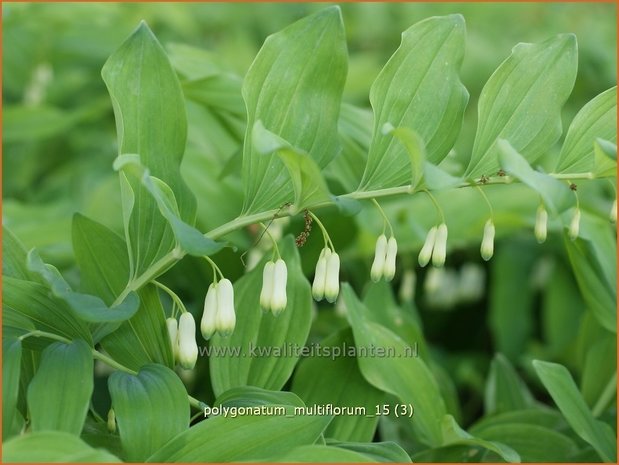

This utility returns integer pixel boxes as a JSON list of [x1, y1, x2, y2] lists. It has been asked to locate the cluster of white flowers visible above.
[[201, 278, 236, 339], [166, 312, 199, 370], [312, 248, 340, 302], [260, 259, 288, 315], [371, 234, 397, 282], [418, 223, 448, 268]]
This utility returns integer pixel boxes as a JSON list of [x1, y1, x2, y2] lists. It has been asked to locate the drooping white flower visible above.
[[312, 248, 331, 301], [418, 226, 437, 268], [611, 199, 617, 223], [480, 220, 495, 261], [260, 261, 275, 311], [432, 223, 448, 267], [568, 208, 580, 241], [535, 205, 548, 244], [270, 259, 288, 316], [107, 408, 116, 433], [200, 283, 218, 340], [383, 237, 398, 281], [324, 251, 340, 303], [165, 317, 179, 360], [177, 312, 198, 370], [216, 278, 236, 336], [370, 234, 388, 282]]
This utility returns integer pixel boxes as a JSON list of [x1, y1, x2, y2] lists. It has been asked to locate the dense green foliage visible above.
[[2, 3, 617, 463]]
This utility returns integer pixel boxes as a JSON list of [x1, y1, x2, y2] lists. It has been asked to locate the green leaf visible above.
[[292, 328, 385, 442], [102, 21, 197, 277], [210, 236, 312, 396], [541, 264, 585, 359], [215, 385, 305, 409], [593, 138, 617, 177], [26, 249, 140, 323], [327, 439, 412, 463], [441, 414, 521, 463], [3, 276, 93, 345], [241, 6, 347, 213], [3, 335, 23, 440], [72, 214, 134, 342], [72, 214, 129, 305], [580, 337, 616, 410], [342, 284, 446, 446], [497, 139, 573, 213], [114, 156, 222, 257], [466, 34, 577, 178], [488, 241, 537, 361], [360, 15, 468, 190], [142, 173, 222, 256], [484, 353, 535, 415], [2, 431, 121, 463], [564, 233, 616, 333], [27, 340, 93, 435], [533, 360, 617, 462], [109, 364, 189, 461], [183, 74, 245, 117], [326, 103, 372, 193], [3, 105, 77, 143], [422, 162, 464, 190], [469, 407, 568, 435], [362, 281, 430, 361], [474, 423, 578, 462], [100, 284, 174, 371], [380, 124, 426, 190], [252, 121, 332, 210], [2, 225, 30, 280], [556, 86, 617, 173], [147, 408, 332, 462], [273, 445, 374, 462]]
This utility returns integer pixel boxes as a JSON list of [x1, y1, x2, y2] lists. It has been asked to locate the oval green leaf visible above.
[[108, 364, 189, 462], [556, 86, 617, 173], [360, 15, 468, 191], [27, 340, 93, 435], [466, 34, 577, 178], [241, 6, 347, 213], [147, 408, 331, 462]]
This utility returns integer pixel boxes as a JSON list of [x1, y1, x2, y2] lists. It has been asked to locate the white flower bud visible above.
[[312, 248, 331, 301], [177, 312, 198, 370], [165, 317, 178, 360], [200, 284, 218, 340], [216, 279, 236, 336], [383, 236, 398, 281], [107, 408, 116, 433], [535, 205, 548, 244], [568, 208, 580, 241], [371, 234, 388, 282], [480, 220, 495, 261], [610, 199, 617, 223], [418, 226, 437, 268], [324, 252, 340, 303], [432, 223, 448, 267], [270, 259, 288, 316], [260, 261, 275, 311]]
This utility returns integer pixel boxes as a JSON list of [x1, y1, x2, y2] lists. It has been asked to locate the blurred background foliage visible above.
[[3, 1, 617, 445]]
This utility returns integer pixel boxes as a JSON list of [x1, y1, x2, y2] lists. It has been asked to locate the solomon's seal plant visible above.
[[2, 4, 616, 463]]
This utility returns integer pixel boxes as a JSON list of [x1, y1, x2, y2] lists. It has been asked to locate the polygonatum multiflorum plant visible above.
[[3, 6, 617, 463]]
